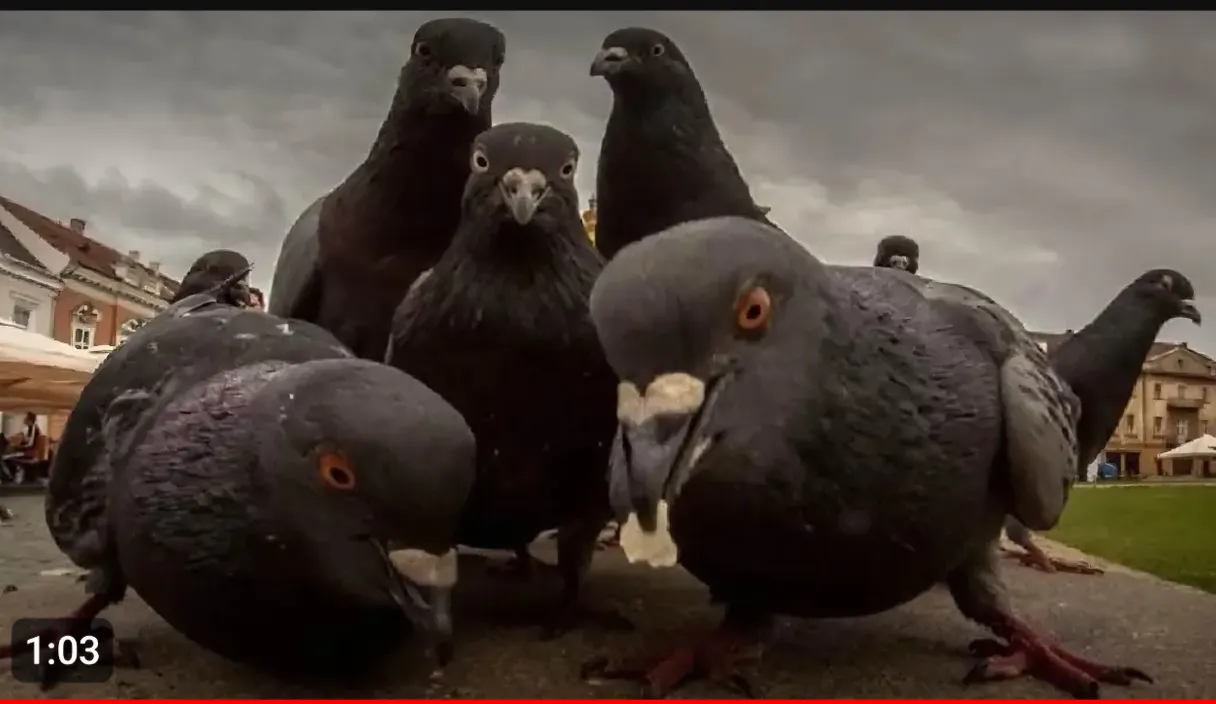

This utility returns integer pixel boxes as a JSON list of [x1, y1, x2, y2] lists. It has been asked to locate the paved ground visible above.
[[2, 494, 1215, 700]]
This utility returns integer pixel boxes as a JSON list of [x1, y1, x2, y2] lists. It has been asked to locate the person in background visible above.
[[17, 413, 39, 458]]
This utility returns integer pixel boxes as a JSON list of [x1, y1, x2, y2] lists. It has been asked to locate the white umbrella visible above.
[[0, 320, 101, 412], [1156, 434, 1216, 460]]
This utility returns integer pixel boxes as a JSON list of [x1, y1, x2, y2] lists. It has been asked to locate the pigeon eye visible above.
[[651, 43, 665, 57], [471, 150, 490, 173], [413, 42, 432, 59], [559, 159, 577, 180], [735, 286, 772, 334], [317, 450, 356, 491]]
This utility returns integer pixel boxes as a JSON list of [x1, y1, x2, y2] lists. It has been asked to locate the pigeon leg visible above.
[[580, 606, 769, 698], [1002, 517, 1103, 575], [541, 514, 632, 639], [948, 543, 1149, 699], [1001, 547, 1104, 575]]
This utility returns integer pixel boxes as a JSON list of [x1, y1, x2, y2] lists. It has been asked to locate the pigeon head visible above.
[[399, 18, 505, 117], [591, 27, 695, 93], [171, 249, 252, 305], [252, 358, 475, 667], [1128, 269, 1201, 325], [873, 235, 920, 275], [463, 123, 581, 228], [590, 217, 821, 531]]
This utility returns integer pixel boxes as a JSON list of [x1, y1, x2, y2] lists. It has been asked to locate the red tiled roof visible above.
[[0, 195, 179, 293]]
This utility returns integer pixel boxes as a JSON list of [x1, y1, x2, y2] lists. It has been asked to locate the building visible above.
[[0, 197, 180, 350], [0, 215, 64, 337], [1032, 331, 1216, 478]]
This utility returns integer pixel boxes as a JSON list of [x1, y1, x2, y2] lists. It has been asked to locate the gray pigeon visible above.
[[269, 18, 505, 361], [871, 236, 1097, 575], [0, 284, 474, 685], [582, 217, 1149, 699]]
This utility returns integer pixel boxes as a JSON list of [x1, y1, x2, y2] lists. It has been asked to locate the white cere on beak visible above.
[[499, 168, 549, 225], [889, 255, 910, 270], [276, 322, 293, 335], [616, 372, 706, 426], [390, 547, 458, 588], [620, 500, 679, 568]]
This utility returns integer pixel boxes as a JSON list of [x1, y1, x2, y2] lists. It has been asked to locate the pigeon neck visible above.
[[333, 95, 489, 259], [1064, 289, 1166, 368]]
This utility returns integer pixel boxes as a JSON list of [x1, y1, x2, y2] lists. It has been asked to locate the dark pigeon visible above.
[[1002, 270, 1200, 574], [170, 249, 252, 306], [0, 285, 475, 685], [583, 217, 1150, 699], [590, 27, 777, 261], [269, 17, 505, 360], [387, 123, 622, 637], [872, 234, 920, 275]]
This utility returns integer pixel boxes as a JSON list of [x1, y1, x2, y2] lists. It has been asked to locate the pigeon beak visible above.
[[1179, 300, 1202, 325], [609, 373, 726, 532], [499, 168, 548, 226], [590, 47, 629, 77], [889, 255, 910, 271], [387, 548, 457, 669], [446, 65, 487, 115]]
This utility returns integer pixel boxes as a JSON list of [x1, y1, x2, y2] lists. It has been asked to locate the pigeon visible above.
[[582, 217, 1150, 699], [870, 235, 1102, 576], [0, 276, 475, 685], [590, 27, 777, 261], [1001, 269, 1200, 574], [269, 18, 505, 360], [387, 123, 623, 637], [170, 249, 252, 306], [872, 234, 920, 274]]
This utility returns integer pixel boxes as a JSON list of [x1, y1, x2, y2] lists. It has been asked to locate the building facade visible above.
[[1032, 331, 1216, 478], [0, 197, 178, 350]]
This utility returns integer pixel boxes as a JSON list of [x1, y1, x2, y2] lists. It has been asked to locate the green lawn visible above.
[[1048, 486, 1216, 594]]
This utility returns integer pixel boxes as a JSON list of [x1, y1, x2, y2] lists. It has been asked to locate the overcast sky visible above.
[[0, 11, 1212, 352]]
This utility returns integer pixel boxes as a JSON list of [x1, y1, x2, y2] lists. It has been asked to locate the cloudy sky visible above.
[[0, 11, 1212, 351]]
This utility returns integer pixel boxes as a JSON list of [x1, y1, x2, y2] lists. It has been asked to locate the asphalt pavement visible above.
[[2, 494, 1214, 700]]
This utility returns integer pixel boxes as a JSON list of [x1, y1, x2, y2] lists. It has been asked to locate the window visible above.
[[11, 304, 31, 329], [1176, 419, 1189, 440], [1153, 416, 1163, 435], [1153, 383, 1162, 400], [71, 325, 94, 350], [1202, 420, 1210, 435], [1125, 414, 1136, 434]]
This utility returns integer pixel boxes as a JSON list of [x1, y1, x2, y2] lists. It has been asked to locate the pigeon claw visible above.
[[964, 632, 1152, 699], [580, 627, 763, 698], [1001, 547, 1105, 575]]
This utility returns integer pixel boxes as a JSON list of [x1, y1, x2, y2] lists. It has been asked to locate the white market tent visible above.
[[1157, 434, 1216, 460], [0, 320, 101, 413]]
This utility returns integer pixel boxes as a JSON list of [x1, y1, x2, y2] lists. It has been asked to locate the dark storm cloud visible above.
[[0, 11, 1212, 351]]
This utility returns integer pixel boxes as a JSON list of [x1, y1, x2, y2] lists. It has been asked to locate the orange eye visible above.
[[317, 450, 356, 491], [735, 287, 772, 333]]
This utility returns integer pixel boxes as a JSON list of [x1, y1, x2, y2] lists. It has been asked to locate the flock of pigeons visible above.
[[0, 17, 1203, 700]]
